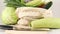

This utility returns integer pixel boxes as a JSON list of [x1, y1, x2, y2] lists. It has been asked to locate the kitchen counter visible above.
[[0, 29, 60, 34]]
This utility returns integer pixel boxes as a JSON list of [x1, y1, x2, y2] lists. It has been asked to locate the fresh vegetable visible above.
[[25, 0, 44, 7], [16, 7, 53, 19], [4, 0, 52, 9], [2, 0, 52, 25], [31, 18, 60, 29], [4, 0, 25, 8], [2, 7, 18, 25], [21, 0, 25, 5]]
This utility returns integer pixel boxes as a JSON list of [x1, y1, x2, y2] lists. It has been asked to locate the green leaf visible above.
[[4, 0, 26, 8]]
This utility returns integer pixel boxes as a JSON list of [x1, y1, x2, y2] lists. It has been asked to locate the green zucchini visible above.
[[31, 18, 60, 29]]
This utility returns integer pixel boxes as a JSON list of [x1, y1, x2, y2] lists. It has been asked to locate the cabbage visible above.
[[2, 7, 18, 25]]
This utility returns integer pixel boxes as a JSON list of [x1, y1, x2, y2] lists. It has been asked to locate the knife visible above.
[[0, 25, 49, 30], [0, 25, 13, 30], [0, 25, 57, 31]]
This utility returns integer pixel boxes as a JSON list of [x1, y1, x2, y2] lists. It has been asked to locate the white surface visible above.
[[50, 0, 60, 18], [0, 29, 60, 34], [5, 30, 48, 34], [0, 0, 60, 34]]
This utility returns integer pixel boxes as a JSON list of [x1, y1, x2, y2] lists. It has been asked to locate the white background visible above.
[[0, 0, 60, 34]]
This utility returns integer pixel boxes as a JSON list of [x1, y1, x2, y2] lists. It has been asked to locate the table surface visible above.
[[0, 29, 60, 34]]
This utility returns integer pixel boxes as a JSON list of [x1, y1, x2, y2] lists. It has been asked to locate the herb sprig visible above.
[[4, 0, 25, 8]]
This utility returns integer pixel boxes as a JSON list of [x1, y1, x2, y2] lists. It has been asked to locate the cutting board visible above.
[[5, 30, 49, 34]]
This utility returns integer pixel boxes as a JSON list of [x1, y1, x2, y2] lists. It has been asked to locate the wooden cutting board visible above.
[[5, 30, 49, 34]]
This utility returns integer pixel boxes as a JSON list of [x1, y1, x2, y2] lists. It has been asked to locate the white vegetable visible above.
[[16, 7, 53, 18], [17, 18, 30, 26], [42, 10, 53, 18]]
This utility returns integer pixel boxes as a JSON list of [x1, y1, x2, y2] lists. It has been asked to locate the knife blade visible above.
[[0, 25, 57, 31], [0, 25, 13, 30]]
